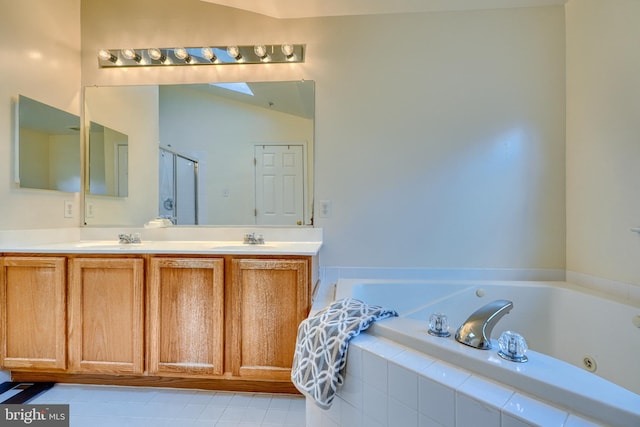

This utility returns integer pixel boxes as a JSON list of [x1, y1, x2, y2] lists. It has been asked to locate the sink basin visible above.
[[73, 241, 123, 248], [72, 241, 142, 249], [211, 244, 276, 250]]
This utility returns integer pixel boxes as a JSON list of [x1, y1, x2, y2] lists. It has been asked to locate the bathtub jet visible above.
[[455, 299, 513, 350]]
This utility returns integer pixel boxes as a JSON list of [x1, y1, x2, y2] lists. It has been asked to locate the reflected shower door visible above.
[[175, 155, 197, 225], [159, 148, 198, 225]]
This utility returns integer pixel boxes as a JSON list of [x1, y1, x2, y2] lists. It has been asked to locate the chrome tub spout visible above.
[[455, 299, 513, 350]]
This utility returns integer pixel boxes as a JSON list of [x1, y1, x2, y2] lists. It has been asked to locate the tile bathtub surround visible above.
[[306, 335, 609, 427], [29, 384, 305, 426]]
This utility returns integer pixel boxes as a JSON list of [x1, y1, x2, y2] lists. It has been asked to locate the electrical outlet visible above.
[[318, 200, 331, 218], [64, 200, 74, 218], [86, 202, 95, 218]]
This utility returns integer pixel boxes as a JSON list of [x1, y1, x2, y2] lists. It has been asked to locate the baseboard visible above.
[[10, 372, 300, 395]]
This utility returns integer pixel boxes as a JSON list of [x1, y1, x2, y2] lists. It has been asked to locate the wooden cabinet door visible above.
[[68, 258, 144, 374], [0, 256, 67, 371], [148, 257, 224, 377], [230, 258, 309, 380]]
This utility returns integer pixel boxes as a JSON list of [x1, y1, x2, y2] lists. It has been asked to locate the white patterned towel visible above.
[[291, 298, 398, 409]]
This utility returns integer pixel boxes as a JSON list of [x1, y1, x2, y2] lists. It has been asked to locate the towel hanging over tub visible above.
[[291, 297, 398, 409]]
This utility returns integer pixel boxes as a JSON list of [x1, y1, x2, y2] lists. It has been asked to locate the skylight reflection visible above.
[[210, 82, 254, 96]]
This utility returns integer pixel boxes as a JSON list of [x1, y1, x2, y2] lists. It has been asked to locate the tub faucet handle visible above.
[[428, 313, 451, 337], [498, 331, 528, 362]]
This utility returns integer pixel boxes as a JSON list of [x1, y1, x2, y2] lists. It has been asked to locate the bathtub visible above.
[[327, 279, 640, 427]]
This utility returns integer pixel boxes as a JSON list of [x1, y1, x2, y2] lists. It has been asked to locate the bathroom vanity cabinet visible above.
[[68, 257, 144, 375], [0, 252, 316, 393], [229, 258, 309, 381], [0, 256, 67, 371], [148, 257, 225, 377]]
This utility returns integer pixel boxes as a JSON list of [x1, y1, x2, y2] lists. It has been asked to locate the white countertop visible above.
[[1, 240, 322, 256], [0, 227, 323, 256]]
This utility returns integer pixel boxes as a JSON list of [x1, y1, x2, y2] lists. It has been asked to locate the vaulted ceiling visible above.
[[200, 0, 567, 19]]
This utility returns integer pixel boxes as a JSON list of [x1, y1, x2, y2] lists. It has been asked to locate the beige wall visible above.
[[566, 0, 640, 286], [0, 0, 81, 228], [2, 0, 636, 286], [81, 0, 566, 270]]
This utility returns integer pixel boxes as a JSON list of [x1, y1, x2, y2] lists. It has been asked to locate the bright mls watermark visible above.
[[0, 405, 68, 426]]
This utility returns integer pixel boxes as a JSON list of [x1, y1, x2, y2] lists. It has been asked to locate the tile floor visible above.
[[28, 383, 306, 427]]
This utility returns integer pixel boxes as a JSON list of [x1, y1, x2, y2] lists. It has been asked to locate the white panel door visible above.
[[254, 144, 304, 225]]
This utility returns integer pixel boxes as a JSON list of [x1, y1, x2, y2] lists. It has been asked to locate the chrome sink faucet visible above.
[[243, 232, 265, 245], [455, 299, 513, 350]]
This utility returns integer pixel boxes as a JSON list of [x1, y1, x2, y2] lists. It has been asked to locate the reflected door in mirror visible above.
[[255, 144, 305, 226], [88, 122, 129, 197]]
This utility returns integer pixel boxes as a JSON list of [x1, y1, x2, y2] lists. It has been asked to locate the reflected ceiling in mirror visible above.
[[83, 80, 315, 227], [17, 95, 80, 192]]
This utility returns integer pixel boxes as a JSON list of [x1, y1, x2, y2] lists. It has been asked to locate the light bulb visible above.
[[226, 46, 242, 61], [201, 47, 216, 62], [174, 48, 192, 63], [148, 48, 166, 62], [253, 45, 270, 62], [97, 49, 117, 63], [254, 45, 267, 57], [121, 48, 141, 62], [174, 48, 187, 59], [281, 43, 295, 60], [122, 48, 136, 59]]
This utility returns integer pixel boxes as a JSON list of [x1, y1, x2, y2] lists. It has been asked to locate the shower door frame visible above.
[[159, 147, 199, 225]]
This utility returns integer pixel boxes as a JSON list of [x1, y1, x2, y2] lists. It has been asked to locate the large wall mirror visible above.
[[83, 80, 314, 227], [16, 95, 81, 192]]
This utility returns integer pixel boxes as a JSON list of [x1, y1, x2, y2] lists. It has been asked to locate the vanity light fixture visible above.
[[97, 49, 117, 63], [121, 48, 142, 62], [96, 44, 304, 67], [148, 48, 167, 63]]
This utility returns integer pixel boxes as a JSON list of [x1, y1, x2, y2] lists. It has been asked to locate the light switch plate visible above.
[[318, 200, 331, 218], [64, 200, 74, 218], [85, 202, 95, 218]]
